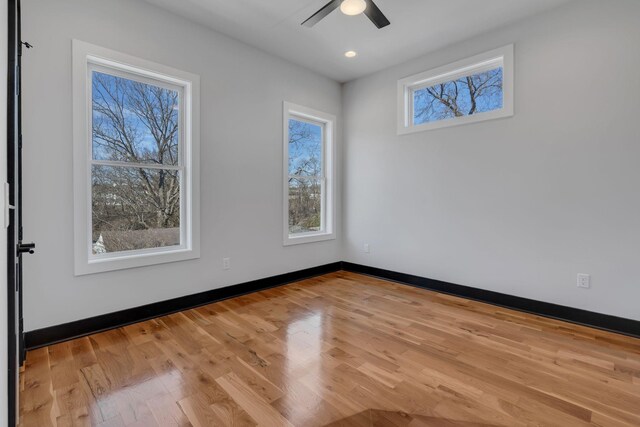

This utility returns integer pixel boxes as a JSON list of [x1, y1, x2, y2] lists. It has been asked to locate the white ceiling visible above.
[[142, 0, 571, 82]]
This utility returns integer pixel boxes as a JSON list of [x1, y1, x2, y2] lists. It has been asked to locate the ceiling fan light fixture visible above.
[[340, 0, 367, 16]]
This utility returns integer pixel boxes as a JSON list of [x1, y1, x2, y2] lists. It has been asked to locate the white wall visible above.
[[342, 0, 640, 321], [21, 0, 342, 331], [1, 1, 9, 423]]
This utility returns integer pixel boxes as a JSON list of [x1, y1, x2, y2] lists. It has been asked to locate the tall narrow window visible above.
[[283, 103, 335, 245], [73, 41, 200, 275]]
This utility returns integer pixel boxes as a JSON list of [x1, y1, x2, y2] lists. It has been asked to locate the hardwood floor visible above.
[[18, 271, 640, 426]]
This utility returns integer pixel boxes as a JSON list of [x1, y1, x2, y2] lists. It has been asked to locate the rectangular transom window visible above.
[[398, 44, 513, 134], [73, 40, 200, 275], [283, 102, 336, 246]]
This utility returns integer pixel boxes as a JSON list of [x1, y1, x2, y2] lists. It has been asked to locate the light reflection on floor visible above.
[[281, 310, 332, 425]]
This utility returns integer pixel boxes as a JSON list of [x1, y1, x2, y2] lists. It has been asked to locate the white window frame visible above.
[[397, 44, 514, 135], [283, 102, 336, 246], [72, 40, 200, 275]]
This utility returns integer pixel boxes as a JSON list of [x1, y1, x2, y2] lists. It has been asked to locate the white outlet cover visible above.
[[577, 273, 590, 289]]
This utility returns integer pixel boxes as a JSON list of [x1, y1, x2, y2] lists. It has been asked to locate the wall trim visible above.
[[25, 260, 639, 350], [341, 262, 640, 339], [24, 262, 342, 350]]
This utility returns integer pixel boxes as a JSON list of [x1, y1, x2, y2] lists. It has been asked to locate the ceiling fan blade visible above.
[[301, 0, 341, 27], [363, 0, 390, 29]]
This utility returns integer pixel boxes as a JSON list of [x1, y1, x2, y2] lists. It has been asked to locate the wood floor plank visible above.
[[215, 372, 293, 427], [19, 271, 640, 426]]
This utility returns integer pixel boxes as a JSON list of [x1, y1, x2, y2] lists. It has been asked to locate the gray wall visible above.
[[21, 0, 342, 330], [342, 0, 640, 321], [21, 0, 640, 332]]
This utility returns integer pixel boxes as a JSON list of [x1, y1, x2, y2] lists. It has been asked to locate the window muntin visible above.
[[398, 45, 513, 134], [73, 40, 200, 275], [283, 103, 335, 245]]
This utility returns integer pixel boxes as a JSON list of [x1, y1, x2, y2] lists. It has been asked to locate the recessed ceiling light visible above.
[[344, 50, 358, 58], [340, 0, 367, 16]]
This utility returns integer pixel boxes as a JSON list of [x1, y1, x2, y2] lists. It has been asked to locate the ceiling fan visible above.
[[302, 0, 390, 29]]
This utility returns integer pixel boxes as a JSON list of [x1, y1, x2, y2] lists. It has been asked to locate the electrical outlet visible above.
[[223, 257, 231, 270], [577, 273, 590, 289], [363, 243, 370, 253]]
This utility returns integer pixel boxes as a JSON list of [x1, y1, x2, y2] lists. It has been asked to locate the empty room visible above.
[[1, 0, 639, 425]]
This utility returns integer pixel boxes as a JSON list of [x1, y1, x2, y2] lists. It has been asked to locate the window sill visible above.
[[75, 247, 200, 276], [283, 232, 336, 246], [398, 107, 513, 135]]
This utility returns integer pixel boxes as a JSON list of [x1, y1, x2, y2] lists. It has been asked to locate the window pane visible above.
[[413, 67, 503, 125], [92, 71, 180, 165], [92, 165, 180, 254], [288, 119, 322, 177], [288, 177, 322, 234]]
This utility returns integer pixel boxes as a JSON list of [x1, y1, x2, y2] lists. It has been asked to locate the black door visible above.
[[7, 0, 34, 424]]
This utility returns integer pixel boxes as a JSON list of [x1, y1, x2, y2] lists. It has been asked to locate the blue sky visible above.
[[92, 71, 179, 164], [414, 67, 503, 125], [288, 118, 322, 178]]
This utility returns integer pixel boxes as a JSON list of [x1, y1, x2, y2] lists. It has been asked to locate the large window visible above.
[[398, 45, 513, 134], [283, 103, 335, 245], [73, 41, 200, 275]]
